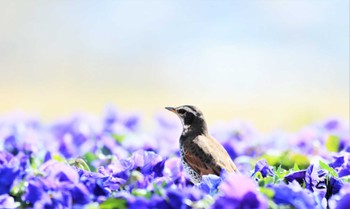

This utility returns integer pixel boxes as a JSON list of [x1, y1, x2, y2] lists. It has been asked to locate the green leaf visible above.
[[254, 171, 263, 180], [267, 199, 279, 209], [83, 202, 99, 209], [83, 152, 98, 171], [10, 180, 26, 197], [132, 189, 151, 198], [153, 181, 166, 196], [30, 156, 43, 170], [293, 163, 300, 171], [259, 187, 275, 199], [325, 135, 340, 152], [68, 158, 91, 172], [274, 166, 289, 180], [100, 198, 126, 209], [319, 160, 338, 178], [343, 176, 350, 183], [261, 151, 309, 170], [84, 151, 98, 163], [52, 154, 66, 162], [112, 134, 126, 144]]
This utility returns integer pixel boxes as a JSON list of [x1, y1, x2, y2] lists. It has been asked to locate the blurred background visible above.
[[0, 1, 349, 132]]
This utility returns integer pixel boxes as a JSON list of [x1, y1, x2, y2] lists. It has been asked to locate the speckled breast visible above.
[[179, 144, 201, 184]]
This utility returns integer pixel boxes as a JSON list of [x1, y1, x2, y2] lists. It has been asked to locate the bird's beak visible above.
[[165, 107, 177, 113]]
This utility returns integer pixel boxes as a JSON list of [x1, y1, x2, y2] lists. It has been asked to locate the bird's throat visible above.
[[181, 121, 208, 139]]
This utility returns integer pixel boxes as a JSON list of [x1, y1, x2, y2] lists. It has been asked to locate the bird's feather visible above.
[[182, 134, 237, 176]]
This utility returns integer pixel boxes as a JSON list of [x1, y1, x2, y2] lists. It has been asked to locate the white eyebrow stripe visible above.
[[182, 106, 197, 115]]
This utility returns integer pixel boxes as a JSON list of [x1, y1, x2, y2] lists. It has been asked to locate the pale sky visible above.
[[0, 1, 349, 131]]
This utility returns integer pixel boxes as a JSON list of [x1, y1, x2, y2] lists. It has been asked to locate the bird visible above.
[[165, 105, 238, 184]]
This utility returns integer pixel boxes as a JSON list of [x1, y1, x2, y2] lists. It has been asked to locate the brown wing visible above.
[[182, 146, 220, 176], [183, 135, 237, 176]]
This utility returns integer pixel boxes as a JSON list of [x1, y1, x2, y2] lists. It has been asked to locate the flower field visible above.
[[0, 107, 349, 209]]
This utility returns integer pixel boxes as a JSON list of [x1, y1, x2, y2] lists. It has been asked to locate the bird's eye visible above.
[[177, 109, 186, 114]]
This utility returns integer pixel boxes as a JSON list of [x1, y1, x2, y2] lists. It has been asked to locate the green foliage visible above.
[[131, 189, 151, 199], [83, 151, 99, 171], [262, 151, 310, 170], [293, 163, 300, 171], [325, 135, 340, 152], [52, 154, 66, 162], [68, 158, 91, 172], [112, 134, 126, 144], [319, 160, 338, 178], [100, 198, 126, 209], [259, 187, 275, 199]]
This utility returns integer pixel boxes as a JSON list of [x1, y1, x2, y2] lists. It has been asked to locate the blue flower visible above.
[[336, 193, 350, 209], [166, 187, 204, 209], [114, 191, 171, 209], [162, 157, 192, 188], [79, 169, 121, 198], [324, 119, 340, 130], [305, 164, 327, 191], [24, 161, 91, 207], [284, 170, 306, 184], [329, 183, 350, 209], [212, 174, 268, 209], [130, 150, 164, 175], [23, 178, 73, 208], [252, 159, 274, 178], [0, 151, 27, 195], [0, 194, 19, 209], [196, 174, 221, 195], [148, 195, 171, 209], [326, 177, 343, 199], [271, 181, 317, 209], [329, 154, 350, 177]]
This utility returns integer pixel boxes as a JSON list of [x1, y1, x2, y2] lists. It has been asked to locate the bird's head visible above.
[[165, 105, 207, 134]]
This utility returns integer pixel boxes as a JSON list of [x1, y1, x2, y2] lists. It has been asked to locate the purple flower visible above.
[[0, 151, 28, 195], [0, 194, 19, 209], [334, 183, 350, 209], [103, 105, 119, 127], [162, 157, 191, 188], [23, 178, 73, 208], [252, 159, 274, 178], [99, 135, 129, 159], [4, 135, 20, 155], [130, 150, 164, 175], [271, 181, 317, 209], [285, 164, 343, 205], [329, 154, 350, 177], [148, 195, 171, 209], [79, 169, 124, 198], [123, 115, 140, 131], [100, 150, 166, 187], [196, 174, 221, 195], [336, 193, 350, 209], [325, 177, 343, 200], [324, 119, 340, 130], [24, 161, 91, 207], [166, 187, 204, 209], [212, 174, 268, 209], [222, 141, 238, 160], [284, 170, 306, 184], [0, 166, 19, 195], [50, 115, 100, 158], [114, 192, 171, 209], [305, 164, 327, 191]]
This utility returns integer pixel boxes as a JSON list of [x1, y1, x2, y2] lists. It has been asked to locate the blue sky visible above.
[[0, 1, 349, 130]]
